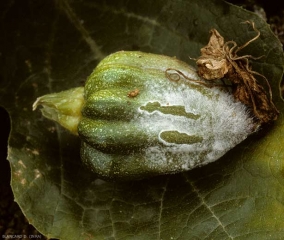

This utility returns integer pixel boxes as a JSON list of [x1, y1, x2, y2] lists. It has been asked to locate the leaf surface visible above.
[[1, 0, 284, 239]]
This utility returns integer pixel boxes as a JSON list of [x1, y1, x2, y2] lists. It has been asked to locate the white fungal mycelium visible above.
[[134, 69, 254, 172]]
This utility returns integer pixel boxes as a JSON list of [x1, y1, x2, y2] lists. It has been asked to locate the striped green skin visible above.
[[78, 51, 252, 180], [78, 51, 201, 180]]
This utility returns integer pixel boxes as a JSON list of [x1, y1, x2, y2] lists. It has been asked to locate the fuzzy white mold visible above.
[[135, 71, 254, 171]]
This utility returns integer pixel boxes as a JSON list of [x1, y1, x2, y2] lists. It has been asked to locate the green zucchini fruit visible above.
[[33, 51, 254, 180]]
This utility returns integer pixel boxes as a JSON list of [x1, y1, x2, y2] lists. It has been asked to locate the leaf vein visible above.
[[57, 0, 105, 60], [184, 175, 233, 239], [157, 177, 169, 240]]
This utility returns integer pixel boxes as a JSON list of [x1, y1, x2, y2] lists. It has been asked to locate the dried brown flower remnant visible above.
[[196, 29, 230, 80], [196, 21, 279, 125]]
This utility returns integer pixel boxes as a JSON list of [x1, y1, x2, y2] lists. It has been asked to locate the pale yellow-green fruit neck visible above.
[[32, 87, 84, 135]]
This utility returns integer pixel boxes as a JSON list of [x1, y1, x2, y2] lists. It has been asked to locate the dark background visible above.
[[0, 0, 284, 238]]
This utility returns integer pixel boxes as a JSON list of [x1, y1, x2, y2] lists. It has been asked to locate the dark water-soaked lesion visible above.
[[160, 130, 203, 145], [140, 102, 200, 119]]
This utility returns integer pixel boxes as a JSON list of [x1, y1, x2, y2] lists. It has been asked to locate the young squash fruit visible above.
[[33, 51, 255, 180]]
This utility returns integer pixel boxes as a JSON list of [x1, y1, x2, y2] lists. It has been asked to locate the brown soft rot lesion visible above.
[[196, 21, 279, 126]]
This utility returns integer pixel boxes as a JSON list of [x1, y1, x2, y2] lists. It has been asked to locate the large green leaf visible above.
[[1, 0, 284, 239]]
